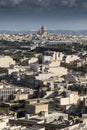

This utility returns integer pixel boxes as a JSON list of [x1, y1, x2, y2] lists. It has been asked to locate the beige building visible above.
[[42, 51, 64, 64], [25, 103, 48, 115], [23, 126, 45, 130], [8, 66, 19, 75], [35, 73, 57, 81], [0, 56, 15, 68], [0, 115, 14, 129], [48, 67, 68, 76], [65, 55, 80, 63], [55, 92, 79, 106], [0, 121, 7, 129], [38, 25, 48, 37], [49, 61, 61, 67], [26, 98, 52, 105], [82, 114, 87, 125], [14, 93, 29, 101]]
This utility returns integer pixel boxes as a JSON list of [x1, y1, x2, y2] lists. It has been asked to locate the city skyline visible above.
[[0, 0, 87, 31]]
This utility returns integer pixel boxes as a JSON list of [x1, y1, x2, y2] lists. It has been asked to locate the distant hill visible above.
[[0, 30, 87, 36], [0, 30, 36, 34], [48, 30, 87, 36]]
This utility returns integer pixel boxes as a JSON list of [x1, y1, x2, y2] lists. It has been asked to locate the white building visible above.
[[28, 57, 38, 65], [42, 51, 68, 76], [55, 92, 79, 106], [64, 55, 80, 63], [0, 115, 14, 129], [8, 65, 19, 75], [42, 51, 64, 64], [0, 56, 15, 68], [35, 73, 58, 81]]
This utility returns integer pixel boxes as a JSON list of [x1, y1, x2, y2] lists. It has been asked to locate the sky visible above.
[[0, 0, 87, 31]]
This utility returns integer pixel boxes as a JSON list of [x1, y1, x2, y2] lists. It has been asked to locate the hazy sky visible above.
[[0, 0, 87, 30]]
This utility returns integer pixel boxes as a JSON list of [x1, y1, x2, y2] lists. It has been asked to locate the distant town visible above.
[[0, 26, 87, 130]]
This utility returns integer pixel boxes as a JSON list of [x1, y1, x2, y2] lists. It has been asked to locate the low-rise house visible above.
[[64, 55, 80, 63], [48, 66, 68, 76], [54, 91, 79, 112], [25, 103, 48, 115], [14, 93, 29, 101]]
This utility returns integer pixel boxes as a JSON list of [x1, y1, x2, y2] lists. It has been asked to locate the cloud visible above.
[[60, 0, 76, 7], [0, 0, 24, 7], [10, 0, 24, 5], [0, 0, 8, 6], [82, 2, 87, 9], [0, 0, 87, 12]]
